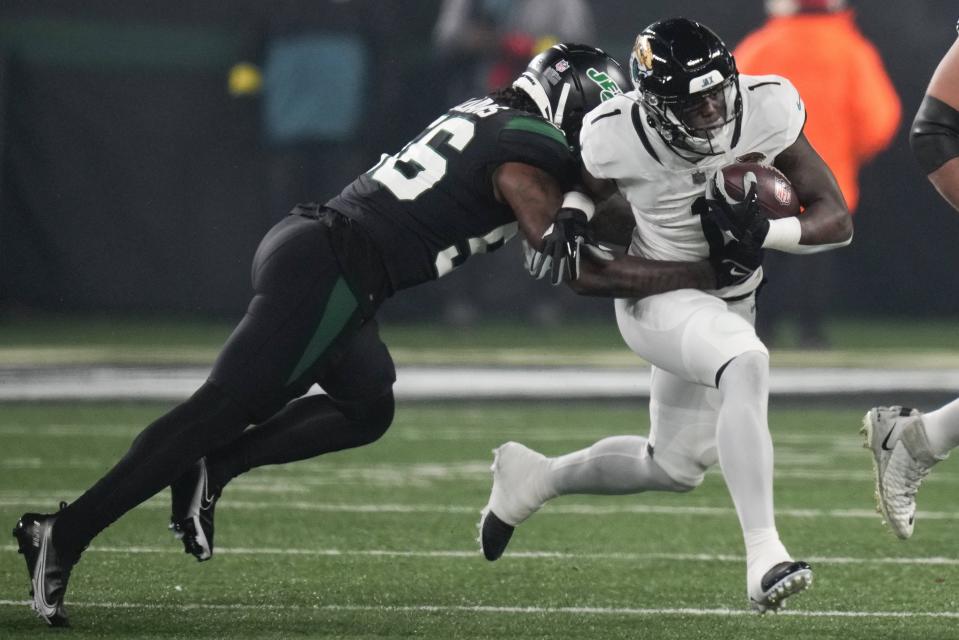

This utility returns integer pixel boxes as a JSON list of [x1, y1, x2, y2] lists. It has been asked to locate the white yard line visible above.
[[0, 425, 895, 447], [2, 457, 957, 483], [2, 365, 959, 400], [1, 497, 958, 521], [2, 544, 957, 567], [1, 599, 958, 619]]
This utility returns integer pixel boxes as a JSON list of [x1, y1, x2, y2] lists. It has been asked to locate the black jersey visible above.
[[325, 97, 576, 291]]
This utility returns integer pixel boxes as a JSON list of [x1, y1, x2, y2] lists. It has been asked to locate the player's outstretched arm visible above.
[[772, 133, 853, 251], [569, 253, 715, 298], [494, 161, 718, 297]]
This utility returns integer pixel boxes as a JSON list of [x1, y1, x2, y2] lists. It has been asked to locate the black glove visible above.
[[698, 198, 764, 289], [705, 171, 770, 248], [528, 208, 592, 285], [712, 240, 764, 289]]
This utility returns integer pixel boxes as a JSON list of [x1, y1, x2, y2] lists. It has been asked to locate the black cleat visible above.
[[12, 503, 79, 627], [478, 509, 515, 561], [169, 458, 221, 561], [749, 560, 813, 613]]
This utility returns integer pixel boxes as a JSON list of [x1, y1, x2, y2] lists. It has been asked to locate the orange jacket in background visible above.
[[734, 10, 900, 212]]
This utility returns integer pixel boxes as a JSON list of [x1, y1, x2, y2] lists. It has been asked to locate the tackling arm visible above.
[[571, 165, 718, 297], [492, 162, 564, 251], [493, 161, 718, 297], [570, 253, 714, 298], [771, 132, 853, 253], [494, 161, 597, 284]]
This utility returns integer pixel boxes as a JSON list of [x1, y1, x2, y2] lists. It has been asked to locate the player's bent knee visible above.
[[674, 479, 699, 493], [716, 350, 768, 388], [658, 468, 701, 493], [335, 389, 395, 445], [649, 453, 703, 493]]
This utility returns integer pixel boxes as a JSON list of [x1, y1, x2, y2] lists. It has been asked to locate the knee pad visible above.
[[669, 476, 700, 493], [651, 453, 710, 492], [648, 404, 719, 489], [334, 389, 395, 445], [648, 451, 700, 493]]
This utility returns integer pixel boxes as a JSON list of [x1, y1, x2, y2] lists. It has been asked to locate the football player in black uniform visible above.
[[12, 44, 747, 627]]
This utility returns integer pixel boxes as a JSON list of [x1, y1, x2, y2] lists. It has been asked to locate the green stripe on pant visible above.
[[285, 277, 358, 385]]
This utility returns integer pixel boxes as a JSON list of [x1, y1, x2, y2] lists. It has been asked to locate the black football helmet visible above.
[[629, 18, 742, 159], [513, 43, 628, 152]]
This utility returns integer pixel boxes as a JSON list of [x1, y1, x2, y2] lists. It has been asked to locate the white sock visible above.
[[715, 352, 782, 545], [744, 527, 791, 591], [544, 435, 690, 497], [922, 397, 959, 458]]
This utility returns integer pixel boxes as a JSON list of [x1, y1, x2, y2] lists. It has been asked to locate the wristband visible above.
[[561, 191, 596, 221], [761, 216, 802, 251]]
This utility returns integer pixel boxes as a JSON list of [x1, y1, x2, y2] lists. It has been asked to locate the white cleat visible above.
[[478, 442, 549, 561], [748, 561, 813, 614], [861, 406, 945, 539]]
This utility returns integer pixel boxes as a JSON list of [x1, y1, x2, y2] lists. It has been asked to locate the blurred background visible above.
[[0, 0, 956, 347]]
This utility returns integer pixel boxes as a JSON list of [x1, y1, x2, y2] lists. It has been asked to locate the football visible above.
[[718, 162, 801, 219]]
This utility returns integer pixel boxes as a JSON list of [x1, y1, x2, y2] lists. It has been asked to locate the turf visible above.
[[2, 400, 959, 638], [1, 316, 959, 367]]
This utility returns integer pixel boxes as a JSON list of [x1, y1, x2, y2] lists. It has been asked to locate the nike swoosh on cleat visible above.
[[199, 481, 218, 511], [33, 527, 57, 617], [881, 426, 897, 451]]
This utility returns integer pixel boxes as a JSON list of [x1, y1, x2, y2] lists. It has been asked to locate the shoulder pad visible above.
[[740, 74, 805, 152], [501, 115, 568, 148], [580, 94, 652, 180]]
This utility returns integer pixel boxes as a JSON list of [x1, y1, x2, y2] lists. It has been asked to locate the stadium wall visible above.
[[0, 1, 957, 318]]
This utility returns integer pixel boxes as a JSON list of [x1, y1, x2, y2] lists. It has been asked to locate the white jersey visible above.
[[580, 74, 806, 298]]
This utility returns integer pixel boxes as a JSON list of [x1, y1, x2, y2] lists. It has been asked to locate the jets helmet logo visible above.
[[586, 68, 623, 102]]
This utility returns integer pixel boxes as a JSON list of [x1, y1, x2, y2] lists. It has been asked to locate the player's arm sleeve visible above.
[[911, 95, 959, 175], [497, 117, 576, 186]]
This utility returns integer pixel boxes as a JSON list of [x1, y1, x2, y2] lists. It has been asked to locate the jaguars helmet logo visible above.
[[632, 35, 654, 71]]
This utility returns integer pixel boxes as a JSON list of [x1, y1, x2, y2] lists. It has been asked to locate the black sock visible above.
[[54, 382, 249, 555]]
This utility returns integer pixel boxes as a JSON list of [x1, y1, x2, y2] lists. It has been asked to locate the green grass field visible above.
[[3, 400, 959, 639], [1, 315, 959, 368]]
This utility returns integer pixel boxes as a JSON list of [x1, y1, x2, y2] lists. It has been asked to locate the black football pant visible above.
[[55, 213, 395, 555]]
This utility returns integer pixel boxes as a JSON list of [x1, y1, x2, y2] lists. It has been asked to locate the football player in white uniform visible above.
[[862, 18, 959, 540], [480, 18, 852, 613]]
